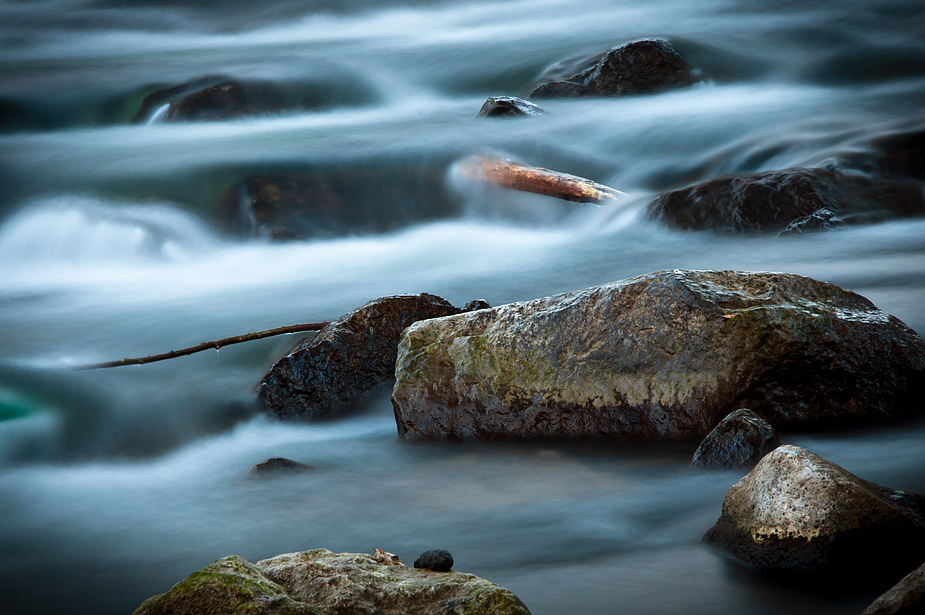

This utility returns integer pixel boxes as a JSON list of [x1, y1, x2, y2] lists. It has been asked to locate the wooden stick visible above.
[[76, 322, 331, 370], [456, 156, 626, 204]]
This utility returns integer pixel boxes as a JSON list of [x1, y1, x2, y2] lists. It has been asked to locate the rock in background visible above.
[[391, 270, 925, 440], [703, 445, 925, 578], [691, 408, 780, 469]]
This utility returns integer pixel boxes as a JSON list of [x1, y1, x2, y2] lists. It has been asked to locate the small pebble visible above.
[[414, 549, 453, 572]]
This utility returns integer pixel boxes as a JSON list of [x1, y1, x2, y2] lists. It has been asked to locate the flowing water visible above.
[[2, 0, 925, 613]]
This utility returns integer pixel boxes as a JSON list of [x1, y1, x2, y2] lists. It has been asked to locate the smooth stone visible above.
[[691, 409, 780, 469], [704, 445, 925, 578], [391, 270, 925, 440], [249, 457, 314, 476], [477, 96, 548, 117], [413, 549, 454, 572]]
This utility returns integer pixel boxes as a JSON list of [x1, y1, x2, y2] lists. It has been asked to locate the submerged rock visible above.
[[259, 294, 461, 420], [391, 270, 925, 441], [528, 39, 695, 99], [250, 457, 314, 476], [413, 549, 454, 572], [133, 549, 530, 615], [648, 167, 925, 233], [843, 127, 925, 182], [132, 555, 320, 615], [477, 96, 548, 117], [861, 560, 925, 615], [704, 446, 925, 578], [258, 549, 530, 615], [691, 409, 779, 470]]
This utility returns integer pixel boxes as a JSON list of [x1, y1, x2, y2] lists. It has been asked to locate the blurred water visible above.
[[1, 0, 924, 613]]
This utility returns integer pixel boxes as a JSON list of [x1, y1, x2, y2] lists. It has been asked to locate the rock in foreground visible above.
[[260, 294, 461, 420], [648, 167, 925, 233], [133, 549, 530, 615], [528, 39, 695, 99], [704, 446, 925, 577], [691, 409, 779, 469], [862, 560, 925, 615], [391, 270, 925, 440]]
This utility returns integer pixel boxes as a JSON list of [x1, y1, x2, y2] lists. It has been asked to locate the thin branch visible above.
[[76, 322, 331, 371], [456, 155, 626, 204]]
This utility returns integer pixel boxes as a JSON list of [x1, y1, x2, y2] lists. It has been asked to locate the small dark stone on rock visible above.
[[463, 299, 491, 312], [477, 96, 547, 117], [414, 549, 453, 572], [529, 39, 695, 99], [778, 207, 841, 235], [250, 457, 314, 476], [691, 408, 780, 469]]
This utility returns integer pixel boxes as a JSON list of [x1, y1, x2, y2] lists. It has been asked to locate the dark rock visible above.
[[778, 207, 840, 235], [249, 458, 314, 476], [391, 270, 925, 440], [861, 560, 925, 615], [528, 39, 695, 99], [218, 161, 461, 240], [691, 409, 780, 469], [648, 167, 925, 233], [704, 446, 925, 579], [463, 299, 491, 312], [843, 128, 925, 182], [259, 294, 461, 420], [133, 550, 530, 615], [477, 96, 547, 117], [414, 549, 453, 572]]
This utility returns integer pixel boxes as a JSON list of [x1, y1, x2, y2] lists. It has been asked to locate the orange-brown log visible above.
[[457, 156, 625, 204]]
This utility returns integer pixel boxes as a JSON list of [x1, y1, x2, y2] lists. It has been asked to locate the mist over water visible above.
[[1, 0, 925, 613]]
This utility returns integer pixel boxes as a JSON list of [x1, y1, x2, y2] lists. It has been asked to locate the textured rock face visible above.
[[704, 446, 925, 576], [691, 409, 780, 469], [391, 270, 925, 441], [861, 561, 925, 615], [132, 555, 320, 615], [133, 550, 531, 615], [528, 39, 695, 99], [260, 294, 461, 420], [414, 549, 454, 572], [477, 96, 547, 117], [257, 549, 531, 615], [648, 167, 925, 233]]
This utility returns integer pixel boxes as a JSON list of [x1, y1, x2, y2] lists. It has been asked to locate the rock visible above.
[[132, 555, 321, 615], [704, 446, 925, 578], [218, 162, 460, 240], [843, 127, 925, 182], [258, 549, 531, 615], [250, 457, 314, 476], [477, 96, 547, 117], [861, 561, 925, 615], [259, 294, 461, 420], [391, 270, 925, 440], [133, 550, 530, 615], [463, 299, 491, 312], [647, 167, 925, 233], [372, 549, 403, 566], [528, 39, 695, 99], [690, 409, 780, 469], [413, 549, 454, 572], [778, 207, 840, 235]]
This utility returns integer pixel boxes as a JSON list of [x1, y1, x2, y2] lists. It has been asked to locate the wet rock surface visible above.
[[704, 446, 925, 578], [528, 39, 695, 99], [477, 96, 547, 117], [861, 560, 925, 615], [259, 294, 461, 420], [250, 457, 314, 476], [133, 550, 530, 615], [844, 127, 925, 182], [391, 269, 925, 440], [413, 549, 454, 572], [648, 167, 925, 233], [691, 409, 779, 469]]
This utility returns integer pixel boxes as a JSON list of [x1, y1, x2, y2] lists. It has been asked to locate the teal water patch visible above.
[[0, 387, 39, 422]]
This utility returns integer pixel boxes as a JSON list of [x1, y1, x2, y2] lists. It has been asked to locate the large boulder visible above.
[[259, 294, 461, 420], [391, 270, 925, 440], [648, 167, 925, 233], [690, 408, 780, 470], [528, 39, 695, 99], [861, 560, 925, 615], [133, 549, 531, 615], [704, 446, 925, 578]]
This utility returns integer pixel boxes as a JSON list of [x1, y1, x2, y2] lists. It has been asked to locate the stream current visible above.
[[1, 0, 925, 613]]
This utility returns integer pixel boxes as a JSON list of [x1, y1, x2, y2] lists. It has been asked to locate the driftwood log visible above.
[[456, 156, 625, 204]]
